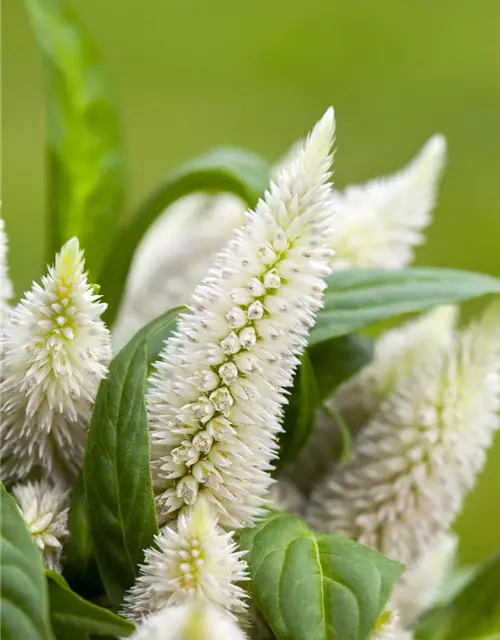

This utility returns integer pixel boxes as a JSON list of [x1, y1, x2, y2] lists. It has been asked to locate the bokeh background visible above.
[[3, 0, 500, 562]]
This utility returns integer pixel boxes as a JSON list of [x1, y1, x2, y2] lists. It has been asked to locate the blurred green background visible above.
[[3, 0, 500, 562]]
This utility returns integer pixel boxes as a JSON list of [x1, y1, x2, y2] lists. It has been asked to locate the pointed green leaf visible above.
[[311, 268, 500, 345], [25, 0, 125, 275], [46, 571, 134, 638], [240, 511, 404, 640], [84, 307, 181, 608], [0, 484, 53, 640], [100, 147, 270, 325]]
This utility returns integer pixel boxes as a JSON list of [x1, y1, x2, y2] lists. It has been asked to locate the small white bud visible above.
[[239, 326, 257, 350], [247, 277, 266, 297], [226, 306, 247, 329], [247, 300, 264, 320], [209, 387, 234, 417], [218, 362, 239, 386], [220, 332, 241, 355], [263, 268, 281, 289]]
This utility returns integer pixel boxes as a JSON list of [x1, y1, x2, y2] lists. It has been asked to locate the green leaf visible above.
[[0, 484, 53, 640], [46, 571, 134, 638], [100, 147, 270, 326], [240, 511, 404, 640], [63, 475, 102, 598], [415, 554, 500, 640], [84, 307, 180, 608], [311, 268, 500, 345], [277, 336, 373, 470], [25, 0, 124, 275]]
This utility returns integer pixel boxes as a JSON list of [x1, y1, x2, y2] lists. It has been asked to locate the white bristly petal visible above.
[[113, 194, 246, 350], [122, 498, 248, 622], [128, 602, 247, 640], [0, 238, 111, 482], [307, 303, 500, 565], [147, 109, 336, 529], [392, 533, 457, 627], [331, 134, 446, 270], [1, 216, 14, 326], [286, 306, 458, 493], [371, 610, 413, 640], [12, 479, 69, 572]]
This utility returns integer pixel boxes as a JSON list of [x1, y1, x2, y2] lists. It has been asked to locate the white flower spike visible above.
[[1, 216, 14, 328], [0, 238, 111, 482], [392, 533, 457, 628], [371, 610, 413, 640], [287, 306, 458, 493], [12, 479, 69, 572], [147, 109, 336, 529], [308, 302, 500, 565], [129, 602, 247, 640], [122, 498, 248, 622], [331, 134, 446, 270]]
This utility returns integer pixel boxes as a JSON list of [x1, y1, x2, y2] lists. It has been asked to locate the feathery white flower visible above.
[[0, 238, 111, 482], [147, 109, 336, 529], [371, 610, 413, 640], [12, 478, 69, 572], [287, 306, 458, 493], [122, 498, 248, 622], [129, 602, 247, 640], [1, 216, 14, 326], [307, 302, 500, 564], [113, 194, 246, 350], [331, 135, 446, 270], [392, 533, 457, 628]]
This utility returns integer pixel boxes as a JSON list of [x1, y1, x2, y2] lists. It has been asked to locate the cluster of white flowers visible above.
[[146, 108, 336, 530], [1, 238, 111, 483], [307, 302, 500, 566], [114, 134, 446, 350], [11, 478, 69, 572]]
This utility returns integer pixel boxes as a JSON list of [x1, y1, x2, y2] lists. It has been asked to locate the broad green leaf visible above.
[[311, 268, 500, 345], [240, 511, 403, 640], [46, 571, 134, 638], [277, 336, 373, 470], [416, 554, 500, 640], [63, 475, 102, 598], [100, 147, 270, 325], [25, 0, 124, 275], [0, 484, 53, 640], [84, 307, 180, 607]]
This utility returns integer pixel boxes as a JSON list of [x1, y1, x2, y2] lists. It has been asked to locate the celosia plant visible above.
[[1, 3, 500, 640]]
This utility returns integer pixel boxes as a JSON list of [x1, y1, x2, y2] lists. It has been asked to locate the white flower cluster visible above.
[[307, 303, 500, 566], [146, 108, 336, 530], [1, 238, 111, 482], [114, 134, 446, 349]]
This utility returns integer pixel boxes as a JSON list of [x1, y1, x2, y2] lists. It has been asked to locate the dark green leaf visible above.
[[240, 511, 404, 640], [277, 336, 373, 470], [100, 147, 270, 325], [63, 475, 102, 598], [46, 571, 134, 638], [311, 268, 500, 346], [84, 307, 180, 608], [415, 554, 500, 640], [25, 0, 124, 275], [0, 484, 53, 640]]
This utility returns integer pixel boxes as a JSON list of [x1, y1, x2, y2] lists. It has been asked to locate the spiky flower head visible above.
[[122, 498, 248, 622], [392, 533, 457, 627], [147, 109, 336, 529], [331, 134, 446, 270], [287, 306, 457, 493], [371, 610, 412, 640], [0, 238, 111, 482], [12, 478, 69, 572], [129, 602, 247, 640], [308, 302, 500, 565]]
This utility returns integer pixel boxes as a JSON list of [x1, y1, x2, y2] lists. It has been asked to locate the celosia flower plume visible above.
[[147, 108, 336, 529], [0, 238, 111, 482], [129, 602, 247, 640], [308, 303, 500, 564], [12, 478, 69, 572], [371, 610, 413, 640], [122, 498, 248, 622]]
